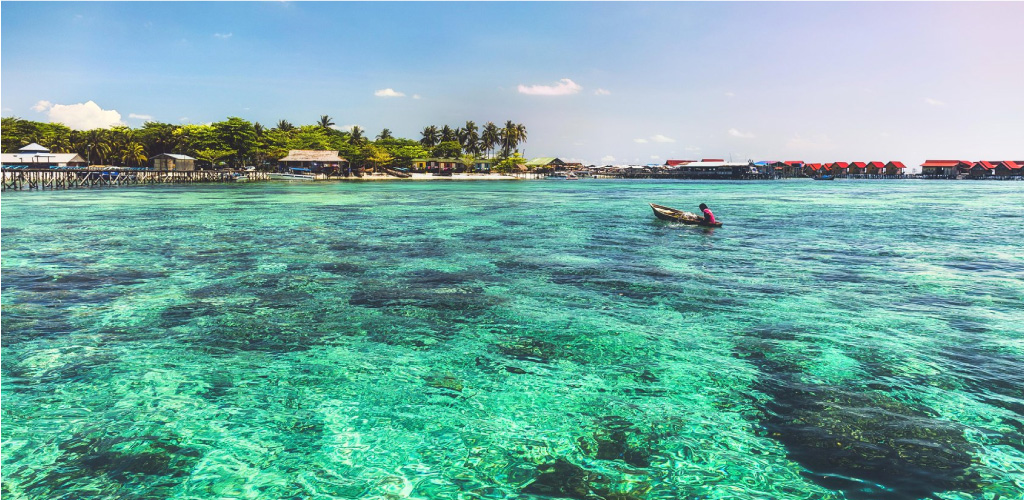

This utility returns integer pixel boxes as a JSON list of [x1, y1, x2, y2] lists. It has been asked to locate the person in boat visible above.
[[698, 203, 716, 224]]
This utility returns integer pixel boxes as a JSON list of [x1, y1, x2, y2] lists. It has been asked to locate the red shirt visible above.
[[702, 208, 716, 223]]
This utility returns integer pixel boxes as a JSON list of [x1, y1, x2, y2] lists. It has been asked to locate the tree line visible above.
[[0, 115, 529, 171]]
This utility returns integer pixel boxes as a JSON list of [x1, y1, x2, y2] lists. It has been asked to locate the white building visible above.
[[1, 143, 87, 168]]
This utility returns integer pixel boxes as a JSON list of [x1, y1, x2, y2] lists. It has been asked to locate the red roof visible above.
[[832, 162, 849, 168], [867, 161, 885, 168], [665, 160, 694, 166], [973, 161, 997, 169], [921, 160, 968, 167], [701, 158, 724, 162], [850, 162, 867, 168], [998, 161, 1021, 170], [807, 163, 822, 170], [886, 161, 906, 169]]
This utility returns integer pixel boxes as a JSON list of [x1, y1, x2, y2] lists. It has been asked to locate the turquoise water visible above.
[[2, 179, 1022, 500]]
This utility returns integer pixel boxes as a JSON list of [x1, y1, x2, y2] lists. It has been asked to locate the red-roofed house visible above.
[[848, 162, 867, 175], [884, 161, 906, 176], [866, 161, 886, 175], [831, 162, 849, 176], [921, 160, 971, 177], [701, 158, 725, 162], [994, 161, 1022, 178], [802, 163, 823, 177], [969, 161, 997, 178]]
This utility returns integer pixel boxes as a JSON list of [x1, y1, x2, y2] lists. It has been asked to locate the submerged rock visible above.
[[759, 380, 979, 499], [578, 416, 654, 468]]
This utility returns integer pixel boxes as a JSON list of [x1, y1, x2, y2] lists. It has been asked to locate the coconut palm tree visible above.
[[318, 115, 335, 130], [420, 125, 439, 148], [440, 125, 456, 143], [349, 126, 365, 143], [481, 122, 499, 159], [121, 142, 147, 168], [500, 120, 519, 158], [377, 128, 393, 141], [461, 121, 479, 155], [276, 119, 295, 132], [515, 123, 527, 153]]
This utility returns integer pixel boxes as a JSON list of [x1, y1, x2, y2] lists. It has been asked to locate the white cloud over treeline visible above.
[[34, 100, 123, 130], [375, 88, 406, 97], [518, 78, 581, 96]]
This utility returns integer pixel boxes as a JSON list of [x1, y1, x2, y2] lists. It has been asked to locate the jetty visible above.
[[1, 168, 267, 191]]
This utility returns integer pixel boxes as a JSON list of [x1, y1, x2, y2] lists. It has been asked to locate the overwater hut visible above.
[[151, 153, 196, 171], [994, 161, 1022, 178], [525, 157, 566, 173], [1, 143, 87, 169], [866, 161, 886, 176], [783, 161, 803, 178], [278, 150, 347, 174], [830, 162, 849, 176], [969, 161, 997, 178], [921, 160, 972, 177], [884, 161, 906, 176], [848, 162, 867, 175], [802, 163, 824, 177]]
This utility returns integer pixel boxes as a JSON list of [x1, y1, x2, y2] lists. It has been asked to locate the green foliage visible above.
[[494, 153, 526, 174], [431, 141, 462, 159]]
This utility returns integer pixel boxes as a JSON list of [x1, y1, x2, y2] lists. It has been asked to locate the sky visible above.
[[2, 1, 1023, 170]]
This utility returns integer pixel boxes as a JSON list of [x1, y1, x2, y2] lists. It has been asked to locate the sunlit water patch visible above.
[[2, 180, 1023, 499]]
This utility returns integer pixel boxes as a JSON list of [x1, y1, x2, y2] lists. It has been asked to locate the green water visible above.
[[2, 179, 1022, 500]]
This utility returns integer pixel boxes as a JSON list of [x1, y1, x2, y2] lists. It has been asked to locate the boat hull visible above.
[[650, 203, 723, 227]]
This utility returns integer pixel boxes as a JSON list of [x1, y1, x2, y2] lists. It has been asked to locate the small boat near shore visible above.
[[269, 168, 316, 181], [814, 175, 835, 181], [650, 203, 723, 227]]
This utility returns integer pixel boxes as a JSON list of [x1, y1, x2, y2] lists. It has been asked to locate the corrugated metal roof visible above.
[[278, 150, 345, 162], [525, 157, 561, 166], [921, 160, 967, 167], [2, 152, 84, 164], [152, 153, 195, 160], [19, 142, 48, 153]]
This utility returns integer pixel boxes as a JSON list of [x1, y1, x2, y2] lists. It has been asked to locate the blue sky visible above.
[[3, 1, 1023, 169]]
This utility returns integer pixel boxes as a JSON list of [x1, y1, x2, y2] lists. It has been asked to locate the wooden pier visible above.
[[1, 169, 269, 191]]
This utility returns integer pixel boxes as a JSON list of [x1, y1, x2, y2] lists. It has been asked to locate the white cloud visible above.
[[635, 134, 676, 144], [517, 78, 581, 96], [594, 88, 611, 96], [338, 124, 359, 132], [178, 117, 190, 123], [45, 101, 123, 130], [32, 100, 53, 112], [786, 133, 835, 152], [129, 113, 153, 121], [924, 97, 945, 106], [412, 94, 422, 100], [728, 128, 754, 138], [375, 88, 406, 97], [601, 155, 616, 163], [213, 32, 233, 39]]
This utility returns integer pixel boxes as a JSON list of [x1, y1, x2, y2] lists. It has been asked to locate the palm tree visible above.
[[481, 122, 499, 159], [461, 121, 479, 155], [440, 125, 456, 143], [121, 142, 147, 168], [276, 119, 295, 132], [85, 129, 112, 165], [377, 128, 393, 141], [420, 125, 439, 148], [318, 115, 335, 130], [349, 126, 365, 143], [500, 120, 518, 158], [515, 123, 527, 153]]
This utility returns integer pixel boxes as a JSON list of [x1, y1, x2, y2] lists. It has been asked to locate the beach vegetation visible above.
[[1, 116, 526, 171]]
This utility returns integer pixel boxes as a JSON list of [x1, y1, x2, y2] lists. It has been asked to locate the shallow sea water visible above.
[[2, 179, 1022, 500]]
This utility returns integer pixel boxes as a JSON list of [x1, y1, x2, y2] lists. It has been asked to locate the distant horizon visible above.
[[3, 1, 1022, 173]]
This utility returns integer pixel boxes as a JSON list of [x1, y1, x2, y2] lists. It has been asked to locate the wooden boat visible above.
[[650, 203, 723, 227], [814, 175, 835, 181]]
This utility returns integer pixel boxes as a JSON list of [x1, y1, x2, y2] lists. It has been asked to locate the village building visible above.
[[866, 161, 886, 175], [993, 161, 1022, 178], [802, 163, 824, 176], [848, 162, 868, 175], [969, 161, 997, 178], [412, 158, 461, 173], [884, 161, 906, 176], [920, 160, 972, 177], [524, 157, 566, 172], [829, 162, 849, 176], [1, 143, 87, 169], [151, 153, 196, 171], [277, 150, 347, 174]]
